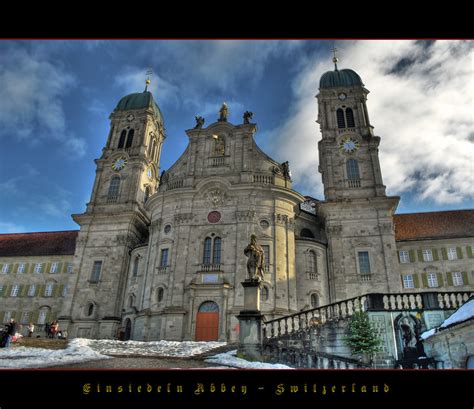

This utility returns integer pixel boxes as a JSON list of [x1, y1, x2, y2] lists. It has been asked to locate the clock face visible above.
[[112, 156, 128, 171], [338, 93, 347, 101], [339, 137, 360, 154], [126, 114, 135, 122], [147, 168, 153, 180]]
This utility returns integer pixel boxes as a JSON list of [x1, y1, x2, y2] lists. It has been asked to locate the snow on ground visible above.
[[0, 338, 110, 369], [0, 339, 227, 369], [205, 350, 293, 369], [83, 339, 227, 357]]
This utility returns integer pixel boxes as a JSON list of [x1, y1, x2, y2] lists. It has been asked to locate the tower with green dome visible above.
[[316, 51, 401, 302], [59, 79, 166, 338]]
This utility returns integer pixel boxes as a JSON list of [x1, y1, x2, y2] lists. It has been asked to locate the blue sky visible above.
[[0, 40, 472, 233]]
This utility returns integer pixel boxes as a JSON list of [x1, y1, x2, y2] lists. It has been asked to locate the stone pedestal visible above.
[[237, 279, 263, 361]]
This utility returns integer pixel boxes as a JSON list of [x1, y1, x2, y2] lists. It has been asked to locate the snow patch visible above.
[[205, 350, 293, 369]]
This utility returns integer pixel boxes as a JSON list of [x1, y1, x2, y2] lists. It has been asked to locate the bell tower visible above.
[[315, 51, 401, 301], [59, 78, 165, 339]]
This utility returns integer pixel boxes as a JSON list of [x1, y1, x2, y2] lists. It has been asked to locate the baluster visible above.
[[277, 320, 282, 337], [304, 312, 309, 329], [383, 295, 389, 310], [437, 294, 444, 309], [284, 318, 289, 336], [450, 293, 457, 309], [416, 294, 422, 309]]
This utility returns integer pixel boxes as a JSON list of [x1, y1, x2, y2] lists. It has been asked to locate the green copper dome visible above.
[[115, 91, 163, 125], [319, 68, 364, 89]]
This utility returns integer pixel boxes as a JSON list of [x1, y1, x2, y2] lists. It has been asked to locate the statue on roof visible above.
[[194, 116, 205, 129], [243, 111, 253, 124], [218, 103, 228, 122]]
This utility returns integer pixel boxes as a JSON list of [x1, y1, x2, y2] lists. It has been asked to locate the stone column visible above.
[[237, 279, 263, 361]]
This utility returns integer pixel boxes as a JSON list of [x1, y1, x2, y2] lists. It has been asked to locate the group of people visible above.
[[45, 320, 66, 339], [1, 318, 18, 348]]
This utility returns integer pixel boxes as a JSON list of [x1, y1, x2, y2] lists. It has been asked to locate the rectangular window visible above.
[[34, 263, 43, 273], [50, 262, 58, 273], [452, 272, 464, 286], [21, 311, 31, 325], [28, 284, 36, 297], [399, 251, 410, 263], [44, 283, 54, 297], [447, 248, 457, 261], [90, 261, 102, 283], [422, 250, 433, 262], [403, 275, 414, 289], [38, 311, 47, 324], [62, 285, 69, 297], [358, 251, 371, 275], [427, 273, 438, 288], [17, 263, 25, 273], [67, 262, 73, 273], [10, 284, 20, 297], [3, 311, 12, 324], [1, 264, 9, 274], [159, 249, 169, 268], [262, 245, 270, 271]]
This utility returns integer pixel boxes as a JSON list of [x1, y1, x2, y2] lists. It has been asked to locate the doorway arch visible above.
[[195, 301, 219, 341]]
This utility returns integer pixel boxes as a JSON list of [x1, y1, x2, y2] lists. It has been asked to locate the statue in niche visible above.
[[218, 102, 228, 122], [213, 135, 225, 156], [244, 234, 265, 282], [194, 116, 205, 129], [243, 111, 253, 124]]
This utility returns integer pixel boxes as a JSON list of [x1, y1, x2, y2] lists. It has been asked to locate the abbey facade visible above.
[[1, 63, 473, 342]]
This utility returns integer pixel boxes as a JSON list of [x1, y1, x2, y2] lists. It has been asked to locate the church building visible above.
[[1, 58, 473, 342]]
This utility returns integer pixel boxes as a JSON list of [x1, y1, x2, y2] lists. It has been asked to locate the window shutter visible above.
[[0, 311, 4, 322], [45, 263, 51, 274], [24, 263, 29, 274], [421, 273, 428, 287], [56, 262, 63, 274], [32, 311, 39, 324], [0, 286, 4, 297], [437, 273, 444, 287], [13, 263, 18, 274], [456, 247, 463, 259], [5, 285, 11, 298], [62, 262, 68, 273], [413, 274, 420, 288], [46, 311, 52, 323], [441, 248, 448, 260], [432, 249, 439, 261], [58, 285, 65, 297], [466, 246, 473, 259], [0, 263, 3, 272], [409, 250, 416, 263], [29, 263, 35, 273], [38, 285, 45, 297], [18, 285, 25, 298], [446, 272, 453, 286], [417, 250, 423, 262], [462, 271, 469, 285], [54, 285, 61, 298]]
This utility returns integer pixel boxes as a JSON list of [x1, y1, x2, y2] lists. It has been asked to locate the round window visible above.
[[207, 211, 221, 223], [164, 224, 171, 234], [260, 219, 270, 229]]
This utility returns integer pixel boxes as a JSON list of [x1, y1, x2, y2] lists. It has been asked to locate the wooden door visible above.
[[195, 301, 219, 341]]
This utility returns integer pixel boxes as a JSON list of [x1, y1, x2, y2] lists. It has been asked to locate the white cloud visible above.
[[0, 222, 26, 233], [0, 47, 86, 157], [269, 40, 474, 205]]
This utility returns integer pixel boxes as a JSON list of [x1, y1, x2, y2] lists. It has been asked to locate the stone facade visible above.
[[0, 64, 473, 343]]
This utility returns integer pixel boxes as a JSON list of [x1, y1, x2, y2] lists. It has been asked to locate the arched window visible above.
[[311, 293, 319, 308], [336, 108, 345, 128], [260, 286, 269, 302], [132, 257, 139, 277], [199, 301, 219, 312], [149, 138, 155, 157], [125, 129, 134, 148], [107, 176, 121, 202], [128, 295, 134, 307], [203, 236, 222, 265], [157, 287, 164, 303], [118, 130, 127, 149], [203, 237, 212, 264], [152, 144, 158, 162], [144, 186, 150, 203], [307, 250, 317, 273], [213, 237, 221, 264], [87, 303, 94, 316], [346, 159, 360, 181], [300, 228, 315, 238], [345, 108, 355, 128]]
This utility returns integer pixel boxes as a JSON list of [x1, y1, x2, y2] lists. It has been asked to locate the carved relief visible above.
[[236, 210, 256, 222], [174, 213, 194, 224], [205, 188, 226, 209]]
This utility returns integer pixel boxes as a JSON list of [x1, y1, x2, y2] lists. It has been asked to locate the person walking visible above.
[[28, 322, 35, 338], [4, 318, 17, 348]]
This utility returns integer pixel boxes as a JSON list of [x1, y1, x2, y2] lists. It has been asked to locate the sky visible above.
[[0, 40, 472, 233]]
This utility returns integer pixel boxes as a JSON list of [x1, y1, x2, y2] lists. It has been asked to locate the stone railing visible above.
[[253, 174, 274, 184], [347, 179, 361, 188], [199, 263, 222, 272], [157, 266, 168, 274], [210, 157, 226, 167], [263, 291, 473, 341], [166, 179, 184, 190]]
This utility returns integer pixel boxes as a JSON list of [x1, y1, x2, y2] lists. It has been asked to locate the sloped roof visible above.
[[0, 231, 78, 257], [394, 210, 474, 241]]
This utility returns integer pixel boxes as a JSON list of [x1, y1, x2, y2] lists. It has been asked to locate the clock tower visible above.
[[315, 53, 401, 301], [59, 79, 165, 339]]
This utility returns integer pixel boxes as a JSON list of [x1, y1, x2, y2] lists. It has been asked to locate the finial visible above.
[[145, 68, 153, 92], [332, 47, 339, 71]]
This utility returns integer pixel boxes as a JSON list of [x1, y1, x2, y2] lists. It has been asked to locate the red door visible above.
[[195, 301, 219, 341]]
